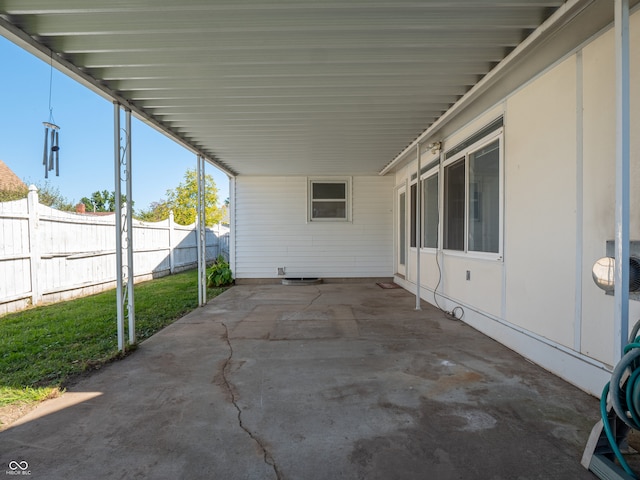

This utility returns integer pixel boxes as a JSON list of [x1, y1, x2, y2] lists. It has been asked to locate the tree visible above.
[[0, 181, 74, 211], [137, 200, 170, 223], [80, 190, 132, 212], [167, 169, 222, 226], [0, 186, 28, 202], [137, 169, 222, 226], [0, 180, 82, 212], [37, 182, 75, 211], [80, 190, 109, 212]]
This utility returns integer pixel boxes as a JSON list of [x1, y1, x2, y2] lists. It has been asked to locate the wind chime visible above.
[[42, 121, 60, 178], [42, 51, 60, 179]]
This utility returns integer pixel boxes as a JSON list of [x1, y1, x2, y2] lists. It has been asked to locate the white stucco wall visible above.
[[397, 105, 506, 319], [580, 13, 640, 364], [234, 175, 394, 279], [504, 56, 578, 350], [392, 9, 640, 394]]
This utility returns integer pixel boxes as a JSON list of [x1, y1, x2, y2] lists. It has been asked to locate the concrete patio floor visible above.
[[1, 282, 603, 479]]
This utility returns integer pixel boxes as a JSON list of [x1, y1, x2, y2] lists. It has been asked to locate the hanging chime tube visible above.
[[42, 122, 60, 178], [54, 130, 60, 176], [42, 124, 49, 179]]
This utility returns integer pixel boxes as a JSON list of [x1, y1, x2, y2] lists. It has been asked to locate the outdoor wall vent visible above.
[[592, 252, 640, 294]]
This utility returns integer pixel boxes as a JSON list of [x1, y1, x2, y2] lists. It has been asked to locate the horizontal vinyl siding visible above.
[[235, 176, 393, 278]]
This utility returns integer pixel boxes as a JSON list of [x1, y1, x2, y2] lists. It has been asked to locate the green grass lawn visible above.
[[0, 269, 228, 408]]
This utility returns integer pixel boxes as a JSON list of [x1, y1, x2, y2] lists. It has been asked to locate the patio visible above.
[[1, 282, 600, 479]]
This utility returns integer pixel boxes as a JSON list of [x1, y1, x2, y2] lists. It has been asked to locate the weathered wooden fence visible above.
[[0, 187, 229, 315]]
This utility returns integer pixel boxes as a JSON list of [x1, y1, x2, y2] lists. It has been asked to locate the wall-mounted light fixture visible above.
[[427, 142, 441, 154]]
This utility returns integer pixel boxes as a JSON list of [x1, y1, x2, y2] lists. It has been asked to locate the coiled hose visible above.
[[601, 319, 640, 478]]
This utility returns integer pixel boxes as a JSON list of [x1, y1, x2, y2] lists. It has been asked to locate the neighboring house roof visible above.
[[0, 160, 27, 192], [74, 203, 115, 216]]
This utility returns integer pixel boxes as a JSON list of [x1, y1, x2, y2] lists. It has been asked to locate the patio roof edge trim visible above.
[[378, 0, 594, 176], [0, 16, 237, 178]]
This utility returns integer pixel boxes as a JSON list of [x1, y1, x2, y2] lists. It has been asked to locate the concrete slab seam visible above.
[[221, 322, 282, 480]]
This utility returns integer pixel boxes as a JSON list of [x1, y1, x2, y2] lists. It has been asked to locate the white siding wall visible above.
[[234, 176, 394, 279], [393, 10, 640, 395]]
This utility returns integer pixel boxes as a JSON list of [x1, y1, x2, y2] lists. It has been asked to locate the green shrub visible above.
[[207, 255, 233, 287]]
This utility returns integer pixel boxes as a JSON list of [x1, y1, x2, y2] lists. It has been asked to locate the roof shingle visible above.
[[0, 160, 27, 193]]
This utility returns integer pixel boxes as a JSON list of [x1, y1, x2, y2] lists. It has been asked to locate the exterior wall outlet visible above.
[[277, 267, 286, 276]]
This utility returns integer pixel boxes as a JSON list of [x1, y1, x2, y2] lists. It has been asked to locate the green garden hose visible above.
[[601, 321, 640, 478]]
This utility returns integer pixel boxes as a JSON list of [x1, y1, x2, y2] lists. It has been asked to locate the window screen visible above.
[[423, 174, 439, 248], [410, 183, 417, 247], [443, 159, 465, 251], [468, 140, 499, 253]]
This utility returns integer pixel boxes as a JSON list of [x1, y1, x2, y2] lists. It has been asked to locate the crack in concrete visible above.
[[308, 289, 322, 306], [220, 322, 283, 480]]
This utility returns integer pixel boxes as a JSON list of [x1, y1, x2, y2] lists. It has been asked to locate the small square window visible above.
[[308, 179, 351, 221]]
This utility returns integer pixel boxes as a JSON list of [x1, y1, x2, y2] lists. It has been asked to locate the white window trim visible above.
[[307, 177, 352, 222], [441, 128, 503, 260], [395, 183, 408, 276]]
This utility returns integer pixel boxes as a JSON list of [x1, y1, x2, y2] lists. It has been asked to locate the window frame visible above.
[[409, 180, 418, 248], [307, 177, 352, 222], [420, 165, 440, 251], [442, 128, 503, 260]]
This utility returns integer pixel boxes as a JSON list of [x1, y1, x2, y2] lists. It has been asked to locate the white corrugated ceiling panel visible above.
[[0, 0, 565, 175]]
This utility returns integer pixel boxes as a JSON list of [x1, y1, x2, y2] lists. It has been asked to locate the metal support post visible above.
[[114, 103, 135, 351], [614, 0, 630, 361], [196, 155, 207, 307], [229, 176, 236, 277], [113, 103, 124, 351], [124, 109, 135, 345]]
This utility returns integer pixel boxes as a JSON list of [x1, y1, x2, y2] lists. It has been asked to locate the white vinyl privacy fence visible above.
[[0, 187, 229, 315]]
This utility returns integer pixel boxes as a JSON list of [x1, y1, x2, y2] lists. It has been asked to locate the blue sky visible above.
[[0, 36, 229, 211]]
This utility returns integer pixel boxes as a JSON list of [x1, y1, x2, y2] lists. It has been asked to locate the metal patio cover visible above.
[[0, 0, 577, 176]]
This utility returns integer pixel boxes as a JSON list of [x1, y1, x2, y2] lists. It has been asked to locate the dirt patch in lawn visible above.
[[0, 402, 39, 431]]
